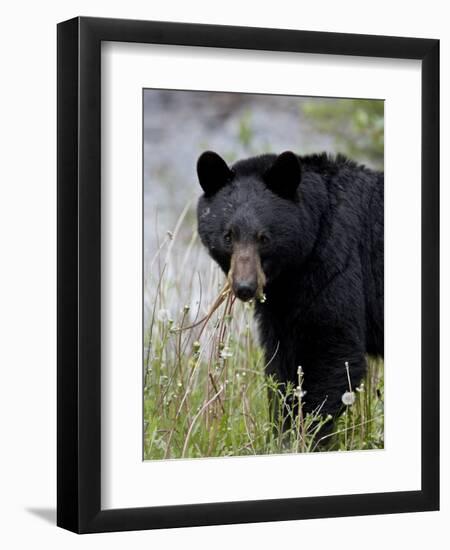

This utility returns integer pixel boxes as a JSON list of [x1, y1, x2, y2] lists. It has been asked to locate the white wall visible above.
[[0, 1, 447, 547]]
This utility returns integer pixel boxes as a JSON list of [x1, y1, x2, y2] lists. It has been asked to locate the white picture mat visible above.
[[101, 41, 422, 510]]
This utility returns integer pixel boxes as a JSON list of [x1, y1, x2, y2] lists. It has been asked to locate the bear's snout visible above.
[[228, 244, 266, 302], [233, 280, 257, 302]]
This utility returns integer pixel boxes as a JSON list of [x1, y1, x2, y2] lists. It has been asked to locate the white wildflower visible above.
[[220, 346, 233, 359], [342, 391, 356, 406], [294, 386, 307, 400]]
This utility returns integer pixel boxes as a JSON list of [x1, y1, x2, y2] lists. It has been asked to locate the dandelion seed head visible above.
[[342, 391, 356, 406]]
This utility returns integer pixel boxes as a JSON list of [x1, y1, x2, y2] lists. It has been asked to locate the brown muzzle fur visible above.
[[227, 244, 266, 301]]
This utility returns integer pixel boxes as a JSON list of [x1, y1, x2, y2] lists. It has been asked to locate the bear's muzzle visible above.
[[228, 244, 266, 302]]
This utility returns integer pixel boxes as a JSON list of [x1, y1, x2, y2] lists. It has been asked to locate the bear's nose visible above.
[[234, 281, 257, 302]]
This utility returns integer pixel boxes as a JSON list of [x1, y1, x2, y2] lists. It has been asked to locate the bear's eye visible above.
[[223, 231, 232, 245], [259, 234, 270, 246]]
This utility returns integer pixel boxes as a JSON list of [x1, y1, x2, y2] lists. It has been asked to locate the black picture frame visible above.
[[57, 16, 439, 533]]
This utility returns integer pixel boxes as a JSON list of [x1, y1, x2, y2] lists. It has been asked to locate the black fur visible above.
[[197, 151, 384, 424]]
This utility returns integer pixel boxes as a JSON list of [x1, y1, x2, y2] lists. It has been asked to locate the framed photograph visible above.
[[57, 16, 439, 533]]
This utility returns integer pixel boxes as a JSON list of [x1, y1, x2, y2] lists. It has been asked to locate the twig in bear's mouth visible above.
[[172, 269, 266, 340], [171, 282, 234, 335]]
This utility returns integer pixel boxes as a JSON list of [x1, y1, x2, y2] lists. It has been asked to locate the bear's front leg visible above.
[[286, 332, 367, 450], [300, 336, 368, 431]]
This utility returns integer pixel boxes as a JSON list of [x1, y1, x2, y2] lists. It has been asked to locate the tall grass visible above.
[[143, 208, 384, 460]]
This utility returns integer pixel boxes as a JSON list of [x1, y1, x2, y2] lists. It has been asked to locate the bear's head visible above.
[[196, 151, 309, 302]]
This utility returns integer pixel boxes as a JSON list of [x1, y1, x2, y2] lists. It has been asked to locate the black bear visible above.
[[196, 150, 383, 431]]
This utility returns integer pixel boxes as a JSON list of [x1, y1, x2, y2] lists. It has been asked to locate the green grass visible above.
[[143, 218, 384, 460]]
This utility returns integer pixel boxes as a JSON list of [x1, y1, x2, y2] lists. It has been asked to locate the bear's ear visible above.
[[197, 151, 233, 196], [264, 151, 301, 200]]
